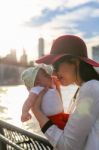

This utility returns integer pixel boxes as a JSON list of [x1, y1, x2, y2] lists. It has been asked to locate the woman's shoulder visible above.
[[81, 80, 99, 89], [79, 80, 99, 101]]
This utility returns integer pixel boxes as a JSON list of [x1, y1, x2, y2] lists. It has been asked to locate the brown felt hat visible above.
[[36, 35, 99, 67]]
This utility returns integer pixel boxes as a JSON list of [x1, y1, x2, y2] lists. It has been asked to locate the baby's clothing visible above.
[[30, 86, 69, 129], [30, 86, 64, 116]]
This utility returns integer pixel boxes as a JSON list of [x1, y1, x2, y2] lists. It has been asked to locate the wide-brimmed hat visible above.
[[36, 35, 99, 67], [21, 64, 53, 89]]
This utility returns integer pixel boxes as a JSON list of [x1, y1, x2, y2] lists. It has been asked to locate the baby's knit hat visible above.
[[21, 64, 53, 89]]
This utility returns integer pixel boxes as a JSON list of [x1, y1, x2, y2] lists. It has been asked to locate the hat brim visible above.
[[36, 54, 99, 67], [80, 57, 99, 67], [36, 54, 65, 64]]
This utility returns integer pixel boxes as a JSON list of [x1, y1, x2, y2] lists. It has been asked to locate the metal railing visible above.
[[0, 120, 53, 150]]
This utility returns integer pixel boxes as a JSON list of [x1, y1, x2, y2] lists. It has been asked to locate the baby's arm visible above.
[[21, 92, 37, 122]]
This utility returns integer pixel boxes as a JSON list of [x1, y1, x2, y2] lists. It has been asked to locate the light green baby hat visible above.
[[21, 64, 53, 89]]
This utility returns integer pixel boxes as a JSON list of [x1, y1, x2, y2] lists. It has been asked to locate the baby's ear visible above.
[[34, 80, 40, 86]]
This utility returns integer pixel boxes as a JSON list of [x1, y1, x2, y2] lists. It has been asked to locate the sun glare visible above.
[[0, 0, 45, 60]]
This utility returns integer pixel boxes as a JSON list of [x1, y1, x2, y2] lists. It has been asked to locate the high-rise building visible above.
[[38, 38, 44, 58], [92, 45, 99, 62]]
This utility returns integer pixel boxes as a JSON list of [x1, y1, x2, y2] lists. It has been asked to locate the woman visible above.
[[33, 35, 99, 150]]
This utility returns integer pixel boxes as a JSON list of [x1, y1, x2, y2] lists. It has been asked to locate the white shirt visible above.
[[44, 80, 99, 150], [30, 86, 64, 116]]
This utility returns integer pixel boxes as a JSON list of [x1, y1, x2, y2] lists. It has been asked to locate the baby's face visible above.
[[36, 69, 52, 87]]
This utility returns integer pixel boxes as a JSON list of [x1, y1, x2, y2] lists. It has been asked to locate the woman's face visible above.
[[55, 62, 76, 86]]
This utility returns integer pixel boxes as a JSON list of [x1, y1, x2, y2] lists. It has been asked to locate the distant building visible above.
[[92, 45, 99, 62], [0, 49, 17, 65], [20, 48, 28, 66], [10, 49, 17, 62], [38, 38, 44, 58], [0, 63, 25, 85]]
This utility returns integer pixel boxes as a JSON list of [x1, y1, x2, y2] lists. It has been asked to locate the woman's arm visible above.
[[33, 85, 99, 150]]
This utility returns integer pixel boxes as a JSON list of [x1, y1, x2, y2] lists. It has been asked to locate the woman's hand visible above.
[[31, 88, 50, 128]]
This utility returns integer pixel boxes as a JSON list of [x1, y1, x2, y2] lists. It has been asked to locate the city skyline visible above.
[[0, 37, 45, 62], [0, 38, 99, 64], [0, 0, 99, 60]]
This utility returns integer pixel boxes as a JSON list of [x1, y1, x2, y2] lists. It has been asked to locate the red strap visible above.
[[48, 113, 70, 129]]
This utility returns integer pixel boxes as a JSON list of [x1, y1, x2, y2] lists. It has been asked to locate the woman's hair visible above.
[[79, 60, 99, 81], [53, 55, 99, 82]]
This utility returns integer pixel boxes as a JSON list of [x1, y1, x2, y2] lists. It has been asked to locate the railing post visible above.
[[0, 127, 7, 150]]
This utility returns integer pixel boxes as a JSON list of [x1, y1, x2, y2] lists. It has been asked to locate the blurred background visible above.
[[0, 0, 99, 135]]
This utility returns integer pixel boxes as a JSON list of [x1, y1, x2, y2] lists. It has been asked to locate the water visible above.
[[0, 85, 77, 135]]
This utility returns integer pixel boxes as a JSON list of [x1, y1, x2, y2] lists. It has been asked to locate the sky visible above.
[[0, 0, 99, 61]]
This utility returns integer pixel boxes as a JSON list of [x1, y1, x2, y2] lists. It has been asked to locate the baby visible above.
[[21, 64, 69, 129]]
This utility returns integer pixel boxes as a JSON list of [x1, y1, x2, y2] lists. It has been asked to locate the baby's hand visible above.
[[21, 112, 32, 122]]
